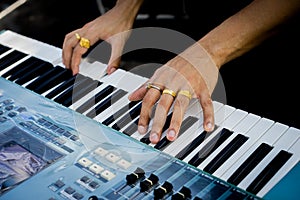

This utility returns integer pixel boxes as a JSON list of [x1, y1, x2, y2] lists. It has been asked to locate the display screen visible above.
[[0, 126, 64, 194]]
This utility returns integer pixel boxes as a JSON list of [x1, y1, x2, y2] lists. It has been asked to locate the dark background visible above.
[[1, 0, 300, 130]]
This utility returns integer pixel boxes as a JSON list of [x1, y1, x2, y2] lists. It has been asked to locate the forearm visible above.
[[114, 0, 144, 22], [199, 0, 300, 68]]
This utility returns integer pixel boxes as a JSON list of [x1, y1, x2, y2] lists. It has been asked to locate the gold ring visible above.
[[178, 90, 192, 100], [75, 33, 81, 40], [146, 82, 162, 92], [162, 89, 176, 98], [79, 37, 90, 49]]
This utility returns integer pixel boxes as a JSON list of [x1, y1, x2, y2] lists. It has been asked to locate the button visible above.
[[54, 180, 65, 188], [94, 147, 108, 157], [80, 176, 91, 184], [89, 181, 100, 189], [73, 192, 84, 200], [89, 164, 104, 174], [101, 170, 116, 181], [117, 159, 132, 169], [78, 157, 93, 168], [64, 187, 75, 195], [105, 153, 120, 163]]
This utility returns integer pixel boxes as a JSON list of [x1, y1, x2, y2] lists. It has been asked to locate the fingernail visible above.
[[167, 130, 176, 140], [109, 67, 116, 74], [150, 132, 159, 142], [206, 122, 213, 131], [138, 125, 147, 134]]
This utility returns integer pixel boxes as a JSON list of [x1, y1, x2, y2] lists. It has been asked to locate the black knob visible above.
[[140, 173, 159, 192], [88, 195, 98, 200], [154, 181, 173, 199], [171, 186, 192, 200], [126, 167, 145, 185]]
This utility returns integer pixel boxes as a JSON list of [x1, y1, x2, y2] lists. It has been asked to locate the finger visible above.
[[137, 88, 161, 134], [150, 91, 175, 144], [166, 93, 190, 141], [128, 82, 148, 101], [106, 39, 125, 74], [70, 45, 88, 75], [198, 92, 215, 132], [62, 31, 79, 69]]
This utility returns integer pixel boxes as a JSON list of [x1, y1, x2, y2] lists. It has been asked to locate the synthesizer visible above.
[[0, 30, 299, 199]]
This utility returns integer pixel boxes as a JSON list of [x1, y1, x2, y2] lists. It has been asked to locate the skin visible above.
[[62, 0, 300, 144]]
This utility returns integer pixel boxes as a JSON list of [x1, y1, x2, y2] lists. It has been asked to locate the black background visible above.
[[1, 0, 299, 130]]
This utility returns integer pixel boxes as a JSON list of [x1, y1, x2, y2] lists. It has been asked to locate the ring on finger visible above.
[[75, 33, 81, 40], [178, 90, 192, 100], [79, 37, 91, 49], [146, 82, 162, 93], [162, 88, 177, 98]]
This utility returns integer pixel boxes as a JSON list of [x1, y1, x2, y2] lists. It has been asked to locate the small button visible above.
[[117, 159, 132, 169], [94, 147, 108, 157], [80, 176, 91, 184], [89, 181, 100, 189], [64, 187, 75, 195], [105, 153, 120, 163], [89, 164, 104, 174], [101, 170, 116, 181], [54, 180, 65, 188], [78, 157, 93, 168]]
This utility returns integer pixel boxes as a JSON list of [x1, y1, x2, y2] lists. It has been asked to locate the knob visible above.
[[171, 186, 192, 200], [154, 181, 173, 199], [140, 173, 159, 192], [126, 167, 145, 185]]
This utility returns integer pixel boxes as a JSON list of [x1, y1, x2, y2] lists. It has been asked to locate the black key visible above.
[[140, 112, 173, 145], [188, 128, 233, 167], [61, 78, 101, 107], [0, 50, 27, 72], [26, 65, 72, 93], [246, 150, 292, 194], [45, 75, 77, 99], [111, 102, 142, 131], [122, 117, 139, 136], [14, 60, 53, 85], [0, 44, 10, 55], [203, 134, 249, 174], [53, 74, 97, 106], [5, 57, 42, 79], [154, 116, 198, 150], [86, 89, 127, 118], [102, 101, 139, 126], [175, 130, 210, 160], [75, 85, 115, 114], [227, 143, 273, 186]]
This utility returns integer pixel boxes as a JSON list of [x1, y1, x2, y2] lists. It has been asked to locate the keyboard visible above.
[[0, 29, 299, 200]]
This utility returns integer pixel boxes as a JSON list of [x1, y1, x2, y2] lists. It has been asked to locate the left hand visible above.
[[128, 43, 219, 144]]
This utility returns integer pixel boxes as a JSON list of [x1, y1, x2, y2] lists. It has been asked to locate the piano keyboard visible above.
[[0, 29, 299, 200]]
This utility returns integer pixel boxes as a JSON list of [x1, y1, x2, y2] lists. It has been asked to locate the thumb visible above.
[[128, 82, 148, 101]]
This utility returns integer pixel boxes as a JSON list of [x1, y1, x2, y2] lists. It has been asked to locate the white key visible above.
[[239, 127, 299, 194], [164, 101, 223, 157], [0, 54, 30, 76], [199, 112, 260, 172], [196, 109, 248, 170], [222, 123, 288, 188], [214, 116, 273, 178], [182, 105, 236, 163], [0, 30, 61, 63], [257, 132, 300, 197]]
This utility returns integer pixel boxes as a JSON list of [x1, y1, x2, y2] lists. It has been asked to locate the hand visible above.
[[62, 0, 142, 75], [129, 43, 219, 144]]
